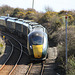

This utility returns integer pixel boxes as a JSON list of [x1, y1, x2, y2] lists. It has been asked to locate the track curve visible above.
[[0, 32, 23, 75]]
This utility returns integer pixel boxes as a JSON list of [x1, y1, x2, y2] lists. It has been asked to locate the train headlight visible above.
[[30, 45, 32, 49]]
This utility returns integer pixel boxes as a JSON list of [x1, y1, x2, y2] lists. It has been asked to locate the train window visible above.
[[29, 31, 44, 45], [31, 36, 43, 45]]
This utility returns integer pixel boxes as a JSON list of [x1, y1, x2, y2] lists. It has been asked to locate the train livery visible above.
[[0, 16, 48, 60]]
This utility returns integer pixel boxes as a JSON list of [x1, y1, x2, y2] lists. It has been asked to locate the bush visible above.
[[24, 11, 38, 21], [55, 26, 75, 75], [0, 37, 6, 55], [0, 5, 14, 16], [67, 56, 75, 75], [11, 8, 20, 17], [38, 11, 58, 24], [16, 12, 25, 19]]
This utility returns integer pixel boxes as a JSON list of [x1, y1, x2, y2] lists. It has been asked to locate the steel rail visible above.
[[40, 62, 45, 75], [14, 46, 29, 56], [0, 40, 14, 71], [41, 61, 46, 75], [8, 45, 22, 75], [25, 63, 33, 75], [1, 32, 28, 56], [1, 32, 23, 75], [25, 61, 45, 75]]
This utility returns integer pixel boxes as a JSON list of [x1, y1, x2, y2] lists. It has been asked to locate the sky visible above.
[[0, 0, 75, 12]]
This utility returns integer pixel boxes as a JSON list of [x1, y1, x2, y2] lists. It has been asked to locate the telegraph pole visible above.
[[65, 15, 68, 71], [32, 0, 34, 9]]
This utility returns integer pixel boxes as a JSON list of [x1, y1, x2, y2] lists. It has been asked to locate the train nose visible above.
[[32, 45, 43, 58]]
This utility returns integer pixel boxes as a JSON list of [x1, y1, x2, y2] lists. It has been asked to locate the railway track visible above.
[[1, 31, 29, 56], [0, 40, 13, 69], [0, 32, 23, 75], [0, 31, 57, 75], [26, 61, 45, 75]]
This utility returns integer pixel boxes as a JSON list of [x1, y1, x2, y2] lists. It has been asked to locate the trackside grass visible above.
[[0, 37, 6, 55]]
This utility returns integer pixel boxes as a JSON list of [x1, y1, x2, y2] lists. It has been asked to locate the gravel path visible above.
[[43, 47, 58, 75]]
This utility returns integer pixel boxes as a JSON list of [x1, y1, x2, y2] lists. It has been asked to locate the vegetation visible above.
[[55, 26, 75, 75], [0, 5, 75, 74], [0, 37, 6, 55], [0, 5, 14, 16]]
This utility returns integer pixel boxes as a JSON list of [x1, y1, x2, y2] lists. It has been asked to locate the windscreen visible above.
[[29, 31, 44, 45], [32, 35, 43, 45]]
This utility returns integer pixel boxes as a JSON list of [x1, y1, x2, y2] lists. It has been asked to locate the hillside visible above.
[[0, 5, 75, 75]]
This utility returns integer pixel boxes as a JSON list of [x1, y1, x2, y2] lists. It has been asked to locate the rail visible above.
[[0, 40, 14, 70], [25, 61, 45, 75], [0, 32, 23, 75]]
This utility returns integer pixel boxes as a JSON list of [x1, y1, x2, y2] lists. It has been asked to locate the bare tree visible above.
[[45, 6, 54, 12]]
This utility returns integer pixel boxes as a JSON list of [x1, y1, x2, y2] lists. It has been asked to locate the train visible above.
[[0, 16, 48, 60]]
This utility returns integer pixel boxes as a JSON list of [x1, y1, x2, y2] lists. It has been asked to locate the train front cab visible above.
[[28, 31, 48, 60]]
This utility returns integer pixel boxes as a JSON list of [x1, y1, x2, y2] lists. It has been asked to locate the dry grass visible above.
[[0, 37, 6, 55]]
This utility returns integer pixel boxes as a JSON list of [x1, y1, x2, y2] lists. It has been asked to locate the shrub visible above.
[[67, 56, 75, 75], [17, 12, 25, 19], [55, 26, 75, 75], [0, 37, 6, 55], [11, 8, 20, 17]]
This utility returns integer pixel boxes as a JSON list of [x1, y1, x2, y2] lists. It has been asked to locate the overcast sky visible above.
[[0, 0, 75, 12]]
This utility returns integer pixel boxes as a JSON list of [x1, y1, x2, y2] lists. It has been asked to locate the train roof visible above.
[[29, 24, 46, 33], [0, 16, 8, 18], [0, 16, 9, 20], [0, 16, 18, 20], [0, 16, 47, 34], [29, 22, 38, 25], [18, 19, 24, 21], [15, 20, 23, 24], [23, 20, 32, 23], [7, 17, 18, 22], [23, 22, 29, 28], [29, 23, 47, 34], [9, 17, 18, 20]]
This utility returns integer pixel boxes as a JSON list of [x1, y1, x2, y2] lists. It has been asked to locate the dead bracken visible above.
[[0, 36, 6, 55]]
